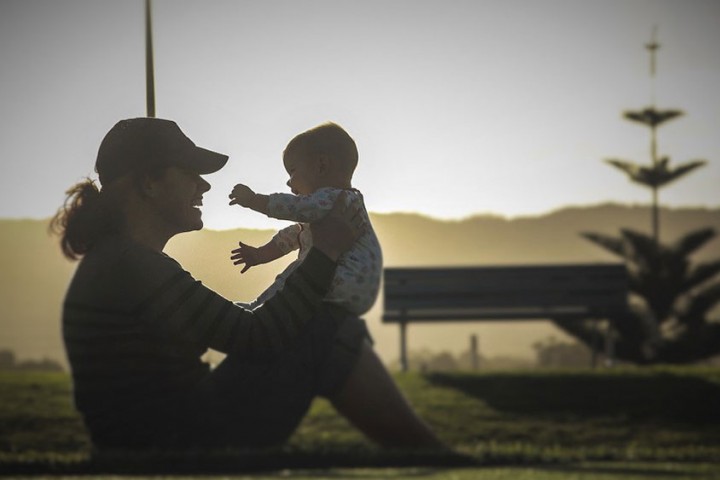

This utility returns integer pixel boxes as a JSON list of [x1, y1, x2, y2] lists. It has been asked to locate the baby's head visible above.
[[283, 122, 358, 195]]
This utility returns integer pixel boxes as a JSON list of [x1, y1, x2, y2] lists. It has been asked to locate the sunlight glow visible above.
[[0, 0, 718, 230]]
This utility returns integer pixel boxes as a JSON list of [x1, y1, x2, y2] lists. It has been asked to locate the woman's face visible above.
[[147, 166, 211, 235]]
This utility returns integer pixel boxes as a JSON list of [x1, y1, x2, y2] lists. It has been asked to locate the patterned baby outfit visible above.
[[249, 187, 382, 316]]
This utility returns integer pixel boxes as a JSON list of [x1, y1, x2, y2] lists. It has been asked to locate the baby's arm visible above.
[[231, 186, 355, 225], [267, 189, 346, 223], [229, 183, 270, 215], [230, 224, 302, 273], [230, 240, 283, 273]]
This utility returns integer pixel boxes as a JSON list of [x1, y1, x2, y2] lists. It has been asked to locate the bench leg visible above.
[[590, 319, 604, 368], [400, 321, 408, 372], [604, 322, 615, 367]]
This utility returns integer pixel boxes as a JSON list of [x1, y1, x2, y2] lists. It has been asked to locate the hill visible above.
[[2, 203, 719, 368]]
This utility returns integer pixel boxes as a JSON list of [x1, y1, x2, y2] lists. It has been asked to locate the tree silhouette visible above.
[[554, 30, 720, 364], [554, 228, 720, 364], [605, 104, 706, 243]]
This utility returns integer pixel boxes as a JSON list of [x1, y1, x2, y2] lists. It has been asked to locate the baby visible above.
[[229, 122, 382, 316]]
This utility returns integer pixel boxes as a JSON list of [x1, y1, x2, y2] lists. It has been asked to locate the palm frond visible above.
[[682, 260, 720, 292], [620, 229, 659, 257], [580, 232, 625, 258], [684, 283, 720, 322], [604, 159, 691, 189], [635, 165, 664, 187], [623, 108, 684, 127], [654, 159, 707, 187], [605, 158, 642, 178], [673, 227, 716, 257], [605, 159, 657, 188]]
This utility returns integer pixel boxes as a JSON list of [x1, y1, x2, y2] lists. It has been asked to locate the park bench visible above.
[[382, 264, 629, 370]]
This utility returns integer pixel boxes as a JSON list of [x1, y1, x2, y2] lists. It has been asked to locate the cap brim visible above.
[[187, 147, 229, 175]]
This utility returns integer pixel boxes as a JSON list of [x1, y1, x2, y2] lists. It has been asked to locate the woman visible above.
[[52, 117, 444, 450]]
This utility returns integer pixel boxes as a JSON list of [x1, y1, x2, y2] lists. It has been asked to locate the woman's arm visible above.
[[133, 192, 362, 359], [133, 246, 336, 359]]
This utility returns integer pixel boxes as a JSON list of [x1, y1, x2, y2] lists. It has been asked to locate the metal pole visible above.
[[591, 320, 599, 368], [145, 0, 156, 117], [604, 322, 615, 368], [470, 334, 479, 370], [400, 321, 408, 372]]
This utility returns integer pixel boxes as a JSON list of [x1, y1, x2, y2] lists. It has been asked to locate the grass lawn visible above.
[[4, 463, 720, 480], [1, 367, 719, 476]]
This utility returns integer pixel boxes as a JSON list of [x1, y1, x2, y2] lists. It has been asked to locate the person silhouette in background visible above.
[[52, 117, 445, 451]]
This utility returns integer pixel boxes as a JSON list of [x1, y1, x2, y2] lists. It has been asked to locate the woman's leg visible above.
[[329, 341, 447, 449], [193, 309, 347, 447], [198, 351, 317, 447], [193, 306, 369, 448], [193, 308, 446, 450]]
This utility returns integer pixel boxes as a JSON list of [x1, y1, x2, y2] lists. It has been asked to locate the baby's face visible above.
[[283, 151, 319, 195]]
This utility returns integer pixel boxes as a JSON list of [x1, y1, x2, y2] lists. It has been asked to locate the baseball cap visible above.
[[95, 117, 229, 184]]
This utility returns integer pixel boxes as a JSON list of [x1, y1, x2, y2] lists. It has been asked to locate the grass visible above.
[[4, 463, 720, 480], [292, 367, 720, 460], [1, 367, 720, 475]]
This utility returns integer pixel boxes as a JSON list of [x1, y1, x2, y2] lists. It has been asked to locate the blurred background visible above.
[[1, 0, 719, 370]]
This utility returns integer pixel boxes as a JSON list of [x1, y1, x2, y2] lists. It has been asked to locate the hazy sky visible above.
[[1, 0, 719, 230]]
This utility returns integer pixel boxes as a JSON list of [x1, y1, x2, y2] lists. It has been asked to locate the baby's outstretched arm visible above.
[[230, 240, 284, 273], [231, 225, 302, 273], [229, 183, 269, 215]]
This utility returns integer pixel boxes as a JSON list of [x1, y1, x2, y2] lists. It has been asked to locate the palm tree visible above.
[[606, 106, 706, 244], [562, 32, 720, 364], [554, 228, 720, 364]]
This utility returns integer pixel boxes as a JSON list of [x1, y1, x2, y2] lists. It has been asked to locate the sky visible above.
[[1, 0, 719, 231]]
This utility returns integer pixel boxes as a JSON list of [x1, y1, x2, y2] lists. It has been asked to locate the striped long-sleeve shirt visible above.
[[62, 234, 336, 446]]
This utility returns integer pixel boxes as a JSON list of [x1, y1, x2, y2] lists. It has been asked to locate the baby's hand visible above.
[[230, 241, 261, 273], [229, 184, 255, 207]]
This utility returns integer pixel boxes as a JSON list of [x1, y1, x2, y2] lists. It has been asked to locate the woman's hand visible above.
[[310, 192, 365, 261]]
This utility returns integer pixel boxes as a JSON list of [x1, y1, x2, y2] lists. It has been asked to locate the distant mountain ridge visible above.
[[2, 203, 719, 367]]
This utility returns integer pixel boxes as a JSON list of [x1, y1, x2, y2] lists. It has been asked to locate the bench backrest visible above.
[[382, 264, 628, 323]]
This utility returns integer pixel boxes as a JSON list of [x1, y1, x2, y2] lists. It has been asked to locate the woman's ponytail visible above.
[[49, 179, 122, 260]]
